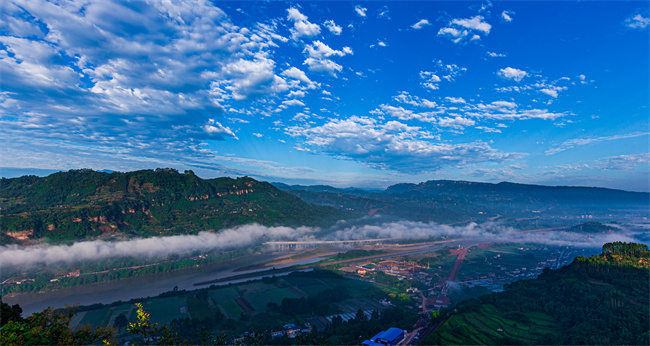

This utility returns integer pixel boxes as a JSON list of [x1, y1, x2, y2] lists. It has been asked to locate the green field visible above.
[[208, 286, 240, 303], [145, 296, 190, 324], [187, 295, 213, 320], [78, 307, 112, 327], [220, 299, 244, 318], [236, 282, 276, 294], [428, 304, 559, 344], [245, 288, 301, 311]]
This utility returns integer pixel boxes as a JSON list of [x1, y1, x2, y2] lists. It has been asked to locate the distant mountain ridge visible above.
[[385, 179, 648, 200], [274, 179, 649, 225], [0, 169, 346, 244]]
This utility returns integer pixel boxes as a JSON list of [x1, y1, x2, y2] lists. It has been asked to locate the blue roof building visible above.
[[363, 327, 405, 346]]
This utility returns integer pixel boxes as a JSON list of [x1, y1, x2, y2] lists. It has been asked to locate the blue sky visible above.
[[1, 1, 649, 191]]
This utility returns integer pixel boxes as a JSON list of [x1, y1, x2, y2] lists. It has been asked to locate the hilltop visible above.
[[0, 169, 346, 244], [423, 242, 649, 345]]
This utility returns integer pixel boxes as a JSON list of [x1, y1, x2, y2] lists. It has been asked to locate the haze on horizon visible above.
[[1, 1, 648, 191]]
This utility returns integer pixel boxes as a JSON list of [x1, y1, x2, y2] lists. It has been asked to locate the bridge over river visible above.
[[264, 238, 398, 251]]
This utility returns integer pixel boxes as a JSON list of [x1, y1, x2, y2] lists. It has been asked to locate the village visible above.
[[335, 243, 588, 313]]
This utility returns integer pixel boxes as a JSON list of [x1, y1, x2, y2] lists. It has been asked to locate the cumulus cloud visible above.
[[498, 67, 527, 82], [420, 71, 442, 90], [0, 0, 299, 175], [466, 101, 565, 121], [487, 51, 506, 58], [438, 15, 491, 44], [420, 60, 466, 89], [451, 16, 491, 33], [445, 96, 466, 104], [393, 91, 438, 108], [287, 7, 320, 40], [624, 13, 650, 29], [303, 41, 353, 77], [411, 19, 431, 30], [501, 11, 514, 22], [355, 5, 367, 17], [203, 119, 238, 140], [323, 19, 342, 35], [286, 116, 518, 173], [540, 88, 558, 98]]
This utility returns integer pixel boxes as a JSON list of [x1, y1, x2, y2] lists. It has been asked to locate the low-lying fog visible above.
[[2, 220, 647, 269]]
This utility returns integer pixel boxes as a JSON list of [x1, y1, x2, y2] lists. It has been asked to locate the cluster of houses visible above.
[[270, 323, 313, 339]]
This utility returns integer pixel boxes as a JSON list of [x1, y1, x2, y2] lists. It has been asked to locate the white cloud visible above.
[[540, 88, 558, 98], [420, 71, 441, 90], [487, 51, 506, 58], [355, 5, 367, 17], [595, 153, 650, 170], [393, 91, 438, 108], [286, 116, 518, 173], [323, 20, 342, 35], [501, 11, 514, 22], [287, 7, 320, 40], [281, 67, 317, 88], [282, 99, 305, 107], [625, 14, 650, 29], [303, 58, 343, 76], [475, 126, 502, 133], [437, 116, 475, 130], [451, 15, 491, 33], [497, 67, 527, 82], [203, 119, 238, 140], [546, 132, 650, 155], [304, 41, 351, 59], [253, 133, 263, 138], [438, 15, 492, 43], [378, 41, 387, 47], [302, 41, 352, 77], [419, 60, 466, 90], [412, 19, 431, 30], [445, 97, 466, 104], [437, 27, 467, 44]]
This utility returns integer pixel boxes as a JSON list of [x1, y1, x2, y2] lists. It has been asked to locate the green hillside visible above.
[[424, 242, 650, 345], [0, 169, 347, 243]]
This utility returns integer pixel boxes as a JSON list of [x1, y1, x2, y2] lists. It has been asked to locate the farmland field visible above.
[[145, 296, 190, 324], [245, 288, 301, 311], [429, 304, 559, 344]]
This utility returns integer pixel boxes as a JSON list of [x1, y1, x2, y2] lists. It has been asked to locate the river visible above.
[[3, 254, 289, 315]]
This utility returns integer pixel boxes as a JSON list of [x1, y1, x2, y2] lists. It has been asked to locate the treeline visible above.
[[425, 242, 650, 345], [602, 241, 648, 256]]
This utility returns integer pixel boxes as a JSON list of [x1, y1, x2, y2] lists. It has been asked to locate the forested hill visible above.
[[425, 242, 650, 345], [0, 169, 346, 243], [385, 180, 649, 205]]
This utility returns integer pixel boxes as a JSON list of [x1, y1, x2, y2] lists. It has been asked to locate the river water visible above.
[[3, 254, 287, 315]]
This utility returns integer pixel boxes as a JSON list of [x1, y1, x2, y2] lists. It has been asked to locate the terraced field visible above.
[[430, 304, 559, 344]]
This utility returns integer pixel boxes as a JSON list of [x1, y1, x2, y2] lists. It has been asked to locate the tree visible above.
[[126, 302, 185, 345], [0, 297, 23, 327], [113, 313, 128, 330], [0, 305, 114, 345]]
